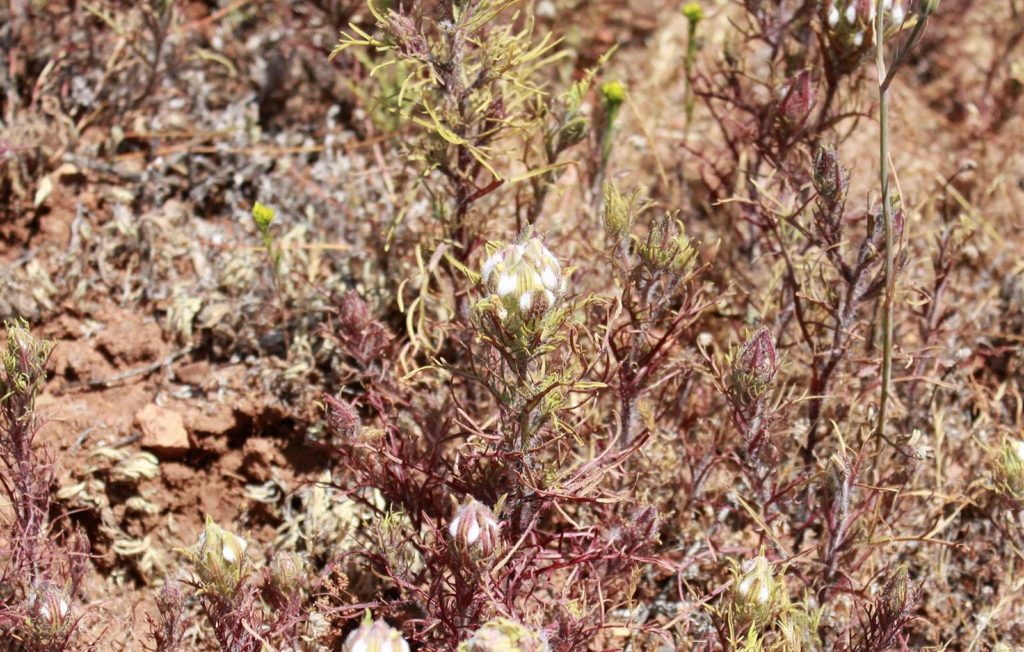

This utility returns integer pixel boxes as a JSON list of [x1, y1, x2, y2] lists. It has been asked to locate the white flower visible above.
[[845, 3, 856, 23], [853, 30, 864, 46], [828, 5, 840, 26], [890, 3, 904, 23]]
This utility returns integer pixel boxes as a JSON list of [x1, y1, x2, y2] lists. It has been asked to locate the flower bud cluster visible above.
[[458, 618, 549, 652], [478, 235, 566, 331], [185, 516, 249, 594], [449, 498, 502, 560], [342, 616, 410, 652], [821, 0, 907, 67]]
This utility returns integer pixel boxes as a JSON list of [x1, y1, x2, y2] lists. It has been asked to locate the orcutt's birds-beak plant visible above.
[[11, 0, 1024, 648]]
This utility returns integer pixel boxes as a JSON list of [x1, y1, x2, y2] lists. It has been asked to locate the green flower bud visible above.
[[731, 554, 784, 626], [458, 618, 549, 652], [342, 616, 410, 652], [602, 181, 632, 241]]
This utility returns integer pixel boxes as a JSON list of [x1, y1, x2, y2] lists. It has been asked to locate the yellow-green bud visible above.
[[682, 2, 703, 24], [458, 618, 549, 652], [342, 616, 410, 652], [252, 201, 275, 232], [600, 80, 626, 108]]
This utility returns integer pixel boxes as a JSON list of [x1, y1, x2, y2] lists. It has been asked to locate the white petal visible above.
[[883, 0, 892, 8], [497, 274, 515, 297], [519, 292, 533, 313], [466, 520, 481, 545], [738, 576, 753, 596], [544, 290, 555, 307], [222, 544, 237, 564], [541, 268, 559, 290], [482, 253, 501, 281], [349, 639, 368, 652], [891, 4, 904, 22], [1013, 440, 1024, 463], [757, 583, 771, 605], [448, 514, 461, 538], [853, 30, 864, 46], [828, 5, 840, 26], [845, 3, 856, 23]]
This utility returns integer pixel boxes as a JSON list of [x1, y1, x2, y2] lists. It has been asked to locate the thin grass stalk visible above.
[[876, 0, 894, 438]]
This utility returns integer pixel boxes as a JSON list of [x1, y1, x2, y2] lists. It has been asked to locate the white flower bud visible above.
[[342, 617, 410, 652], [828, 4, 840, 26], [189, 516, 249, 591], [844, 3, 856, 23], [449, 498, 501, 559], [458, 618, 549, 652]]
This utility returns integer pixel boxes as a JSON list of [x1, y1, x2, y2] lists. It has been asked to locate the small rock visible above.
[[136, 404, 190, 458]]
